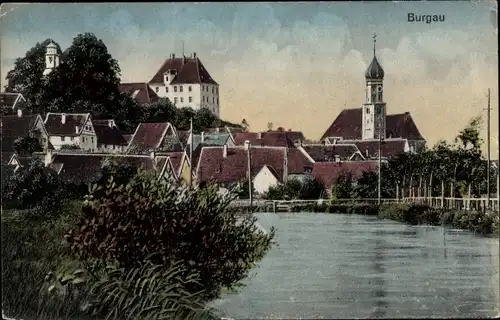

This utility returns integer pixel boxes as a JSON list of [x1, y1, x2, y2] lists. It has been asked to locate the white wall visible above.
[[149, 82, 220, 118], [97, 144, 125, 153], [49, 119, 97, 151], [253, 166, 280, 195]]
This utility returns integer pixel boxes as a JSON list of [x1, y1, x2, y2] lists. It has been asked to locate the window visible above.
[[156, 87, 159, 93], [180, 97, 184, 103], [61, 136, 65, 142], [217, 97, 219, 105], [174, 86, 177, 92], [165, 76, 169, 81], [216, 87, 218, 94], [165, 87, 169, 93], [42, 138, 46, 143], [189, 96, 192, 102], [174, 97, 178, 104], [212, 97, 215, 103], [366, 107, 370, 114], [180, 86, 183, 92], [91, 137, 94, 143], [188, 86, 192, 92], [70, 137, 74, 141], [82, 137, 85, 142], [212, 87, 214, 93]]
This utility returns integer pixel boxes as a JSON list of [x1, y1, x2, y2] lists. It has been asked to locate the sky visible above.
[[1, 2, 498, 156]]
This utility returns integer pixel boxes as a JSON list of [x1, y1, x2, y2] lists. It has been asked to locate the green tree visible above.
[[4, 39, 63, 111], [331, 171, 354, 199], [264, 177, 324, 200], [13, 136, 43, 155], [65, 170, 275, 301]]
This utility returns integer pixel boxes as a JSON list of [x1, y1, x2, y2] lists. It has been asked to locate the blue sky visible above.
[[1, 2, 498, 150]]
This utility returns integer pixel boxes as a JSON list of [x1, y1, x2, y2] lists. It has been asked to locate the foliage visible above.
[[2, 158, 62, 212], [60, 144, 82, 150], [86, 261, 220, 320], [1, 201, 92, 320], [263, 177, 325, 200], [233, 177, 255, 199], [330, 171, 354, 199], [13, 135, 43, 155], [65, 170, 275, 301]]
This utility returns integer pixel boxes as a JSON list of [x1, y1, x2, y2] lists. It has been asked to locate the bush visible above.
[[65, 170, 275, 301], [264, 177, 325, 200], [87, 261, 220, 320]]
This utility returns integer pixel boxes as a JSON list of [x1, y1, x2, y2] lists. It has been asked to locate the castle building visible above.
[[147, 53, 220, 118], [320, 35, 426, 159]]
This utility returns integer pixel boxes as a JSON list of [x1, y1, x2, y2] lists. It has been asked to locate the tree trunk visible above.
[[441, 180, 445, 208], [423, 179, 427, 205], [429, 172, 433, 198], [418, 176, 423, 198], [467, 183, 472, 210], [396, 182, 399, 200], [410, 175, 414, 198], [402, 175, 406, 198]]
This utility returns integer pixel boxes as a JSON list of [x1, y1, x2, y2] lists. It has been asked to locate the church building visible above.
[[320, 36, 426, 159]]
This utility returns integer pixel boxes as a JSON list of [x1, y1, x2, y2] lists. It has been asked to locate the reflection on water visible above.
[[215, 213, 500, 319]]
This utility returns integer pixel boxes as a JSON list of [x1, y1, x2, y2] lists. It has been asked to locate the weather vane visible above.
[[373, 33, 377, 56]]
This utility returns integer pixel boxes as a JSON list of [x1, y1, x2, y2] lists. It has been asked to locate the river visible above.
[[214, 212, 500, 319]]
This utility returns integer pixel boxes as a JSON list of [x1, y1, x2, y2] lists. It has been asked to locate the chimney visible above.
[[244, 140, 250, 150], [193, 52, 196, 58], [257, 132, 262, 139], [44, 149, 53, 166], [321, 140, 326, 145], [201, 131, 205, 142], [108, 120, 113, 128], [335, 155, 341, 163], [61, 113, 66, 124], [365, 148, 369, 157], [150, 150, 156, 159], [17, 109, 22, 117], [172, 54, 175, 59], [223, 144, 228, 158], [75, 126, 79, 134], [215, 127, 220, 133]]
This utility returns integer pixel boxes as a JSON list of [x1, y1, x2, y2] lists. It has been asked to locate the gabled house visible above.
[[44, 113, 97, 151], [0, 92, 26, 111], [92, 119, 128, 153], [119, 82, 159, 105], [1, 110, 51, 155], [157, 151, 194, 185], [126, 122, 183, 153], [195, 143, 313, 195], [311, 161, 378, 192]]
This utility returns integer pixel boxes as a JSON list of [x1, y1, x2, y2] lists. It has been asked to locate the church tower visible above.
[[43, 42, 59, 76], [362, 34, 386, 140]]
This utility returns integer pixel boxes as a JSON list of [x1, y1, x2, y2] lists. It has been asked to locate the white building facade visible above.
[[148, 53, 220, 117], [44, 113, 98, 152]]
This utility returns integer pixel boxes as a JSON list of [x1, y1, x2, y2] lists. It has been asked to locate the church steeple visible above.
[[362, 33, 386, 140], [43, 41, 59, 76]]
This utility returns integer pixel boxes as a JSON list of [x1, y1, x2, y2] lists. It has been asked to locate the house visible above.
[[343, 138, 412, 159], [44, 113, 97, 151], [196, 143, 313, 195], [148, 53, 220, 117], [233, 131, 299, 148], [126, 122, 183, 153], [320, 36, 426, 156], [119, 82, 159, 105], [311, 161, 378, 191], [156, 151, 194, 185], [0, 92, 27, 111], [298, 143, 365, 162], [1, 110, 51, 154], [6, 153, 40, 173], [92, 119, 128, 153], [42, 151, 176, 186]]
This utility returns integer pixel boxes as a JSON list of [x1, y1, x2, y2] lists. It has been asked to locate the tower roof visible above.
[[47, 41, 57, 48], [365, 56, 384, 80], [365, 33, 384, 80]]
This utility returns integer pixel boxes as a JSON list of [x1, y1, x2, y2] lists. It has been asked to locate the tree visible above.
[[59, 144, 81, 150], [263, 177, 324, 200], [65, 170, 275, 301], [233, 178, 255, 199], [331, 171, 354, 199], [13, 136, 43, 155], [4, 39, 63, 111]]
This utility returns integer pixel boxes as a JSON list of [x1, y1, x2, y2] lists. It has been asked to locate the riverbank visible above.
[[285, 201, 499, 237]]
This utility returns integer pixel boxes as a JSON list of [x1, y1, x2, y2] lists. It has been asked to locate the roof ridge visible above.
[[195, 57, 201, 83]]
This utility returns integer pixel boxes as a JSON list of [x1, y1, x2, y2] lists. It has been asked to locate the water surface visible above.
[[215, 212, 500, 319]]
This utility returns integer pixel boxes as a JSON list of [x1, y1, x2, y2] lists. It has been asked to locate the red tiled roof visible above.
[[343, 139, 407, 159], [128, 122, 170, 150], [196, 146, 313, 185], [300, 144, 362, 162], [156, 151, 184, 177], [1, 114, 43, 152], [93, 124, 128, 146], [119, 83, 159, 105], [44, 113, 90, 136], [233, 131, 297, 148], [320, 108, 424, 141], [123, 134, 133, 144], [176, 130, 190, 146], [149, 56, 218, 85], [311, 161, 378, 190]]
